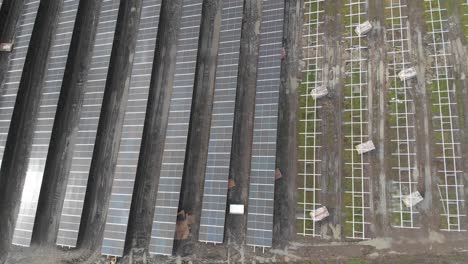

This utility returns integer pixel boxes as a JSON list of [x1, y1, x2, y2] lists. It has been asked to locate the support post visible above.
[[0, 0, 25, 88], [273, 0, 302, 247], [225, 0, 262, 246], [0, 0, 63, 262], [75, 0, 143, 254], [123, 0, 183, 255], [30, 0, 104, 247], [173, 0, 222, 256]]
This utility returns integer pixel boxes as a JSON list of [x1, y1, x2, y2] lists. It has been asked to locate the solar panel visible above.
[[11, 0, 80, 247], [0, 0, 40, 161], [101, 0, 162, 257], [56, 0, 120, 247], [0, 0, 40, 246], [246, 0, 284, 248], [149, 0, 203, 256], [198, 0, 243, 244]]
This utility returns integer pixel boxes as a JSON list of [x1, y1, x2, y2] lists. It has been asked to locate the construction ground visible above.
[[0, 0, 468, 263]]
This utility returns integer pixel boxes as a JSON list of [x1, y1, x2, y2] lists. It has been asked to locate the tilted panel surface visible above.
[[0, 0, 40, 245], [12, 0, 79, 246], [102, 0, 162, 257], [198, 0, 243, 244], [56, 0, 121, 247], [246, 0, 284, 248], [149, 0, 203, 256], [0, 0, 39, 175]]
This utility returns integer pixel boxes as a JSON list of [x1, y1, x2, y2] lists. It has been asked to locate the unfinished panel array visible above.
[[424, 0, 465, 232], [342, 0, 371, 240], [385, 0, 420, 229], [297, 0, 324, 237]]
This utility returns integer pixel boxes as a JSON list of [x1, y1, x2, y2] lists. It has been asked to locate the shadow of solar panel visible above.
[[56, 0, 121, 247], [198, 0, 243, 244], [149, 0, 203, 256], [101, 0, 162, 257], [246, 0, 284, 248]]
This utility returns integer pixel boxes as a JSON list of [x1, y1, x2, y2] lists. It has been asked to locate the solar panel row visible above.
[[11, 0, 80, 247], [57, 0, 121, 247], [1, 0, 285, 254], [246, 0, 284, 248], [0, 0, 39, 171], [0, 0, 40, 246], [149, 0, 203, 255], [101, 0, 162, 257], [198, 0, 244, 244]]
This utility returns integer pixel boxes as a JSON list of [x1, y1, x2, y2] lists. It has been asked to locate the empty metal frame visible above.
[[246, 0, 284, 248], [0, 0, 40, 246], [343, 0, 371, 240], [198, 0, 243, 244], [385, 0, 419, 229], [297, 0, 324, 237], [101, 0, 162, 257], [56, 0, 121, 247], [424, 0, 465, 232], [149, 0, 203, 255], [11, 0, 79, 247]]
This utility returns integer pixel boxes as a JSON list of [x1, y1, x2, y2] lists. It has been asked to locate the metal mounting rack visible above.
[[297, 0, 325, 238]]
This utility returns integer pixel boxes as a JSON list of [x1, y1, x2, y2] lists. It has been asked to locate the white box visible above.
[[398, 67, 417, 81], [0, 43, 13, 52], [402, 191, 423, 207], [355, 140, 375, 154], [310, 85, 328, 99], [355, 21, 373, 36], [229, 204, 244, 215], [310, 206, 329, 222]]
